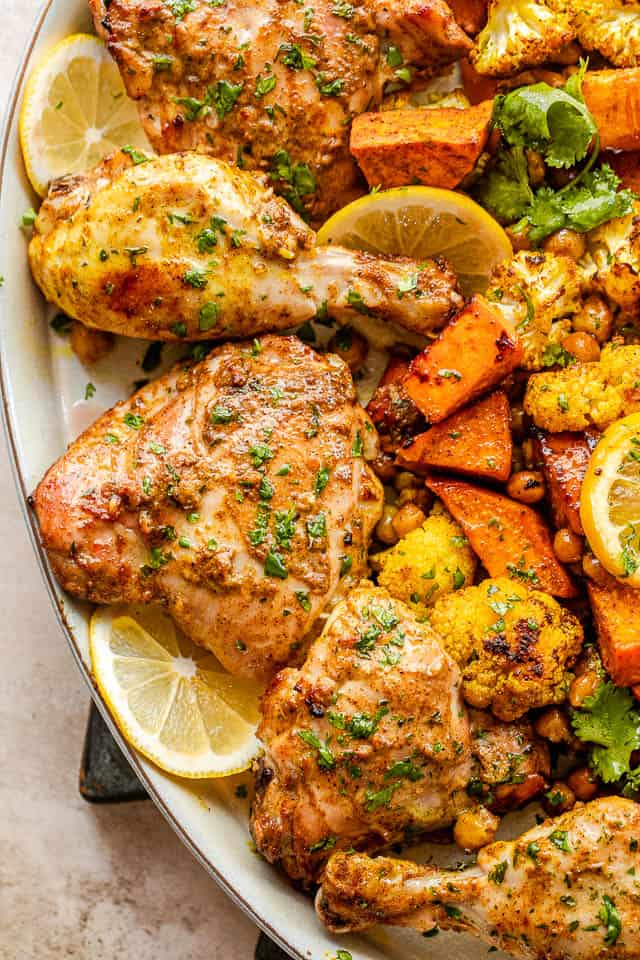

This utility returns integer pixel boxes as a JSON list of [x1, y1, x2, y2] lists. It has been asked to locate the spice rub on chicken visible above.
[[33, 335, 383, 679]]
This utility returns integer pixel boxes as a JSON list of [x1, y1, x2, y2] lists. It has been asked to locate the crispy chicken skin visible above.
[[29, 151, 463, 342], [317, 797, 640, 959], [89, 0, 471, 221], [251, 584, 472, 885], [33, 336, 383, 679]]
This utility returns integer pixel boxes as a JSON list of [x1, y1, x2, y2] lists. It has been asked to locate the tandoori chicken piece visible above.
[[89, 0, 472, 221], [251, 584, 472, 885], [29, 150, 463, 342], [317, 797, 640, 959], [33, 335, 383, 679]]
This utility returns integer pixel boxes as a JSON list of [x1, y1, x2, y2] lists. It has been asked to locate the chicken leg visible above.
[[29, 150, 463, 342], [317, 796, 640, 959]]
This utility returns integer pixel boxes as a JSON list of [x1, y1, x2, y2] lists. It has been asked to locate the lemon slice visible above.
[[581, 413, 640, 587], [89, 605, 263, 778], [20, 33, 151, 196], [317, 186, 512, 297]]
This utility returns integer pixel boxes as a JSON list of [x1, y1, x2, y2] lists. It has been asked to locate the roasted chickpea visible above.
[[328, 327, 368, 373], [534, 706, 572, 744], [392, 503, 426, 539], [397, 488, 432, 512], [542, 781, 576, 816], [507, 470, 545, 504], [376, 504, 399, 545], [453, 807, 500, 852], [371, 452, 397, 483], [70, 322, 114, 365], [567, 766, 599, 802], [526, 149, 546, 188], [553, 527, 584, 564], [574, 294, 614, 343], [582, 552, 610, 585], [394, 470, 421, 492], [505, 226, 532, 252], [568, 669, 600, 708], [561, 331, 600, 363], [543, 228, 587, 260]]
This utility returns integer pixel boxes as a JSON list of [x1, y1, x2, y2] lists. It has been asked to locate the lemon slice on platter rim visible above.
[[89, 604, 263, 779], [19, 33, 151, 196]]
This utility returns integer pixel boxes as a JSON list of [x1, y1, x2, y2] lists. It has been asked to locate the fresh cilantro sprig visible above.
[[473, 63, 637, 244], [571, 682, 640, 790]]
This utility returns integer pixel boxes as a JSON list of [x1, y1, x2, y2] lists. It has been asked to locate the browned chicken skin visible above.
[[89, 0, 471, 221], [317, 797, 640, 959], [33, 336, 383, 679], [29, 151, 463, 341], [251, 584, 472, 885]]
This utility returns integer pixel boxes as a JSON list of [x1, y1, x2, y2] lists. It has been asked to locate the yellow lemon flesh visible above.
[[317, 186, 512, 297], [581, 412, 640, 588], [89, 605, 263, 778], [19, 33, 150, 196]]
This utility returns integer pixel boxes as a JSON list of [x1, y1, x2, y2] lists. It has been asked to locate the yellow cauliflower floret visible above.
[[570, 0, 640, 67], [487, 251, 583, 369], [470, 0, 575, 76], [588, 201, 640, 318], [524, 343, 640, 430], [375, 512, 477, 620], [430, 577, 583, 721]]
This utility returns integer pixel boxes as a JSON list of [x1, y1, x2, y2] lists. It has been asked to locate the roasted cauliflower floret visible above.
[[470, 0, 575, 76], [487, 252, 584, 369], [524, 342, 640, 430], [588, 201, 640, 318], [375, 511, 477, 619], [570, 0, 640, 67], [430, 577, 583, 720]]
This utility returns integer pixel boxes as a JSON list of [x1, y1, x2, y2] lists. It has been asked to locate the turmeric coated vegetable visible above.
[[375, 510, 477, 619], [403, 295, 523, 424], [350, 100, 494, 191], [427, 474, 577, 598], [396, 391, 512, 482], [524, 343, 640, 432], [430, 577, 583, 720]]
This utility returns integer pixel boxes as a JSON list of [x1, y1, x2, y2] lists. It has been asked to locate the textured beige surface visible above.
[[0, 5, 258, 958]]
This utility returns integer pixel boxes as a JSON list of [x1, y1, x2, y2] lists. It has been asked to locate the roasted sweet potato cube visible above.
[[427, 475, 577, 598], [350, 100, 493, 191], [402, 295, 523, 424], [447, 0, 488, 35], [607, 151, 640, 194], [396, 391, 512, 481], [588, 580, 640, 687], [532, 430, 594, 535], [583, 69, 640, 152]]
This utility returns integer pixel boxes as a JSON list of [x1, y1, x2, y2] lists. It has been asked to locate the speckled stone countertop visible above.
[[0, 4, 258, 957]]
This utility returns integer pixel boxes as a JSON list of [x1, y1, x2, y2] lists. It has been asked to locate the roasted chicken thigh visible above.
[[318, 797, 640, 959], [90, 0, 471, 221], [33, 336, 383, 679], [251, 584, 473, 885], [29, 150, 463, 341]]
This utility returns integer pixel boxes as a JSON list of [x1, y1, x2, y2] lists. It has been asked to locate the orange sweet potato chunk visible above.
[[427, 475, 577, 598], [588, 581, 640, 687], [396, 391, 512, 481], [402, 295, 523, 424], [350, 100, 493, 190], [583, 69, 640, 152], [532, 430, 594, 536]]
